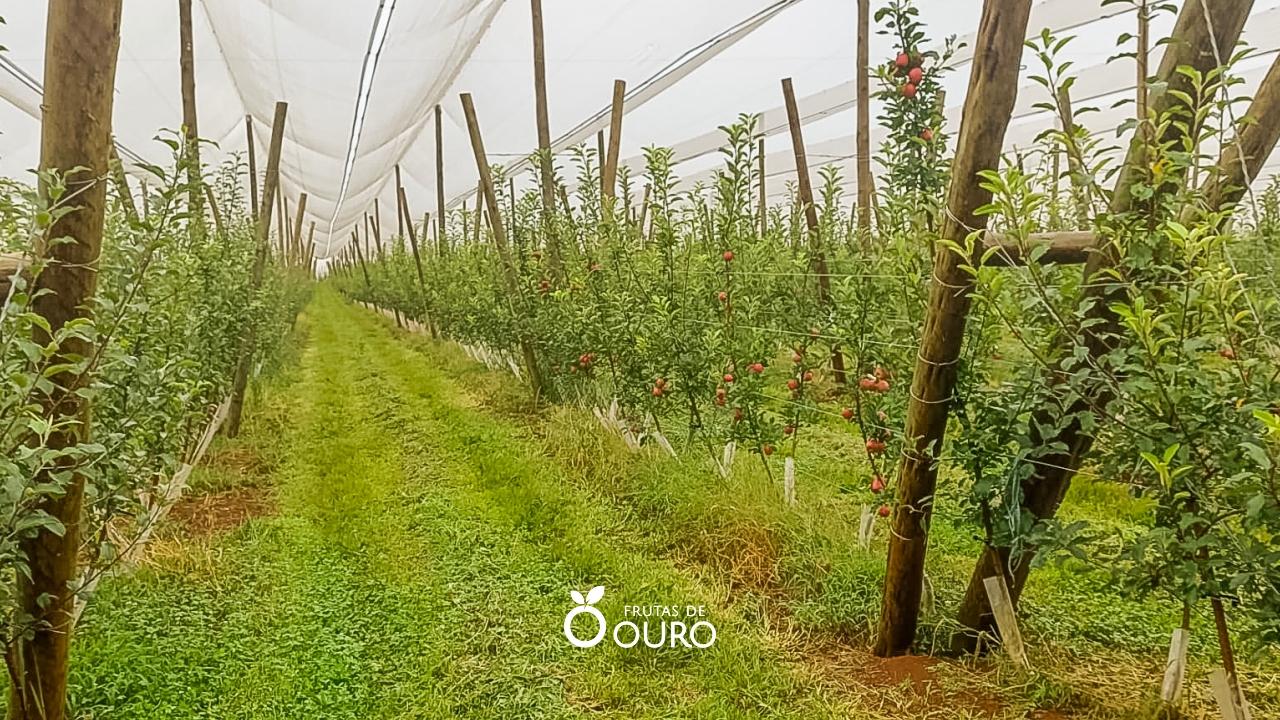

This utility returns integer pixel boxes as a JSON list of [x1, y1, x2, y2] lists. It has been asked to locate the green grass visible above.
[[70, 288, 854, 719], [70, 288, 1278, 720]]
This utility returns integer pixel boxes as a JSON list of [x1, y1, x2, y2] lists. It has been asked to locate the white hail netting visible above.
[[2, 0, 1280, 265]]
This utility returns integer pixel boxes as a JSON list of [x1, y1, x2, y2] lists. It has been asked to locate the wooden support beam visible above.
[[13, 5, 124, 713], [108, 144, 139, 225], [178, 0, 202, 222], [245, 115, 258, 219], [856, 0, 872, 237], [395, 165, 404, 240], [980, 231, 1094, 267], [227, 101, 287, 439], [602, 79, 626, 200], [876, 0, 1034, 658], [758, 137, 767, 237], [400, 185, 437, 338], [204, 184, 224, 237], [531, 0, 564, 280], [597, 129, 606, 199], [461, 92, 544, 399], [782, 77, 846, 387], [291, 192, 308, 266], [436, 104, 447, 253]]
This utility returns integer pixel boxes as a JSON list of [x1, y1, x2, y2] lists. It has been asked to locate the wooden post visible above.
[[395, 165, 404, 239], [876, 0, 1034, 658], [291, 192, 308, 266], [400, 185, 437, 338], [782, 78, 846, 387], [460, 92, 544, 399], [856, 0, 872, 238], [531, 0, 564, 280], [1137, 0, 1149, 126], [276, 187, 286, 259], [204, 184, 224, 237], [178, 0, 202, 223], [245, 115, 258, 219], [108, 145, 139, 225], [474, 180, 483, 244], [758, 137, 767, 237], [952, 0, 1257, 654], [305, 221, 316, 275], [15, 3, 124, 718], [597, 129, 607, 198], [602, 79, 626, 199], [226, 101, 287, 439], [436, 104, 447, 252], [373, 197, 383, 247]]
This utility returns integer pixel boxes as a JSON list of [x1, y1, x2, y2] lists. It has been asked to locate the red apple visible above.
[[718, 291, 728, 302], [784, 426, 794, 436], [724, 374, 735, 383], [763, 445, 775, 456], [653, 387, 663, 396], [723, 251, 734, 262], [804, 371, 813, 382], [876, 379, 890, 393], [908, 67, 923, 84], [902, 83, 917, 98], [1220, 348, 1237, 360], [896, 52, 909, 67], [842, 408, 854, 420], [922, 128, 934, 141], [866, 439, 886, 454], [871, 476, 886, 493], [787, 379, 798, 390], [878, 505, 891, 518]]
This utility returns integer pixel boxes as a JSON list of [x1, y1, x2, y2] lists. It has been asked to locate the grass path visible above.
[[70, 288, 851, 719]]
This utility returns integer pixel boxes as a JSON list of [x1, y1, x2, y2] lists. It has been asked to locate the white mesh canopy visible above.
[[3, 0, 1279, 263]]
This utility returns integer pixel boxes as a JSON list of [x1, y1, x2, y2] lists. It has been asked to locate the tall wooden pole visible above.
[[874, 0, 1034, 658], [856, 0, 872, 238], [435, 104, 447, 253], [291, 192, 308, 266], [15, 3, 124, 718], [226, 101, 287, 439], [782, 78, 846, 387], [395, 165, 404, 239], [758, 137, 767, 237], [597, 130, 606, 198], [461, 92, 544, 399], [531, 0, 564, 280], [1137, 0, 1149, 126], [178, 0, 202, 223], [602, 79, 626, 199], [400, 185, 437, 338], [245, 115, 258, 219], [108, 145, 139, 225]]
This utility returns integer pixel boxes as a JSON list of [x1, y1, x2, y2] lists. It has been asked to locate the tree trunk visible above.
[[873, 0, 1033, 658], [225, 102, 287, 439], [952, 0, 1257, 652], [9, 3, 123, 719]]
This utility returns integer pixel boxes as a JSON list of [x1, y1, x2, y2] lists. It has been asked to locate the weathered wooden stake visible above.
[[782, 77, 846, 387], [758, 137, 767, 237], [178, 0, 202, 223], [602, 79, 626, 200], [436, 104, 447, 252], [399, 185, 437, 338], [15, 3, 124, 717], [856, 0, 872, 238], [395, 165, 404, 239], [227, 101, 287, 439], [877, 0, 1034, 658], [108, 145, 139, 225], [291, 193, 308, 266], [460, 92, 544, 400], [245, 115, 258, 219], [530, 0, 564, 279]]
